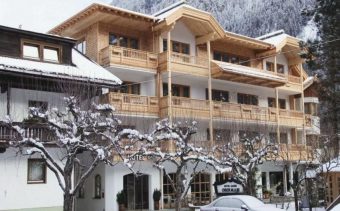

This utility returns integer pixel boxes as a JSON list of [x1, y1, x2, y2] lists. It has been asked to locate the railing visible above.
[[101, 92, 159, 116], [171, 52, 208, 67], [288, 75, 301, 83], [160, 96, 304, 126], [0, 122, 55, 143], [99, 45, 158, 70], [278, 143, 313, 160]]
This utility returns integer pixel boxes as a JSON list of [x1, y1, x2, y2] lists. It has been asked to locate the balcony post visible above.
[[167, 30, 172, 123], [275, 88, 280, 143], [207, 40, 213, 144], [300, 63, 306, 145], [274, 55, 277, 73]]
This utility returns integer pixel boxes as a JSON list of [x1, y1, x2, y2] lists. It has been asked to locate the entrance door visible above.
[[123, 173, 149, 210]]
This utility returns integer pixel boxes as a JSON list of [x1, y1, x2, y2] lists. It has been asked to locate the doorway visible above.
[[123, 173, 149, 210]]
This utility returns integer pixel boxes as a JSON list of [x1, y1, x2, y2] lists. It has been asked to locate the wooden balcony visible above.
[[158, 51, 209, 77], [0, 122, 56, 144], [160, 96, 304, 127], [100, 92, 159, 117], [99, 45, 158, 71], [277, 144, 313, 161]]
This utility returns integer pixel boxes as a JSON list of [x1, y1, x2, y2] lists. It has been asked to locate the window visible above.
[[237, 93, 258, 105], [239, 130, 259, 141], [268, 98, 286, 109], [215, 172, 231, 183], [207, 129, 230, 143], [163, 83, 190, 97], [277, 64, 285, 74], [28, 100, 48, 112], [76, 40, 86, 54], [163, 39, 190, 55], [109, 34, 139, 49], [266, 62, 285, 73], [269, 132, 288, 144], [43, 47, 59, 62], [22, 40, 61, 63], [304, 103, 318, 115], [23, 44, 39, 60], [191, 173, 211, 205], [27, 159, 46, 183], [213, 51, 250, 66], [163, 173, 176, 202], [206, 89, 229, 102], [94, 174, 102, 199], [118, 81, 140, 95]]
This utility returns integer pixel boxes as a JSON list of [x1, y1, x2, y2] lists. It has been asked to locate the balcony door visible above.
[[123, 173, 149, 210]]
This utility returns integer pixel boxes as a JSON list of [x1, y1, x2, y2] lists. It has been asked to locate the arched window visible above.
[[94, 174, 101, 199]]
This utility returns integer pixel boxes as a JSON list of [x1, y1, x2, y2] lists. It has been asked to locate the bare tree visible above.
[[131, 119, 231, 211], [218, 133, 278, 196], [2, 97, 143, 211]]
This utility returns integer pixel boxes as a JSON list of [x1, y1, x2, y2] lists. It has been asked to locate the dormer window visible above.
[[43, 47, 59, 62], [22, 40, 61, 63], [23, 44, 40, 60]]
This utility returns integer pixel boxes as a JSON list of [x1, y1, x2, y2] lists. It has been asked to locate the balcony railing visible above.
[[160, 96, 304, 126], [288, 75, 301, 83], [0, 122, 56, 143], [99, 45, 158, 70], [159, 51, 209, 76], [100, 92, 159, 116]]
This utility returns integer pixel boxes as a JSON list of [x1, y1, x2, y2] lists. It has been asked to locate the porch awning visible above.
[[211, 61, 286, 88]]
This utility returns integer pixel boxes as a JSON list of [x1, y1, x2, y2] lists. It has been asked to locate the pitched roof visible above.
[[0, 49, 121, 86]]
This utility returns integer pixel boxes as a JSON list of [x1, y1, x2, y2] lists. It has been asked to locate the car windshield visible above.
[[241, 196, 264, 207]]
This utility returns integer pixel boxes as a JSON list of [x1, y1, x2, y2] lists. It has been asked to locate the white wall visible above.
[[140, 77, 156, 96], [263, 54, 289, 75], [161, 21, 196, 56], [169, 74, 290, 108], [0, 148, 63, 210], [9, 88, 66, 122], [0, 91, 6, 119], [104, 162, 161, 211], [76, 163, 106, 211]]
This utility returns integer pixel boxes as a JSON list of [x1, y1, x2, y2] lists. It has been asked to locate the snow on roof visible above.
[[322, 157, 340, 172], [303, 76, 316, 90], [0, 49, 121, 86], [213, 61, 286, 82], [257, 30, 301, 48], [153, 0, 210, 21], [95, 2, 155, 20]]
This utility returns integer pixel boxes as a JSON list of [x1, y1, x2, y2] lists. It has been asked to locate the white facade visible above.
[[0, 149, 63, 211]]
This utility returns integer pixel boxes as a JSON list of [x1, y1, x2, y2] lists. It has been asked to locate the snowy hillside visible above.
[[109, 0, 315, 38]]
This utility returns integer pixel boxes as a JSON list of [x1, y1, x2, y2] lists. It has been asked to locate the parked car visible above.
[[330, 203, 340, 211], [200, 195, 282, 211]]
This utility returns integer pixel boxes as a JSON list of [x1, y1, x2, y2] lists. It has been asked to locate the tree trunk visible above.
[[175, 170, 183, 211], [63, 193, 74, 211], [294, 189, 298, 211]]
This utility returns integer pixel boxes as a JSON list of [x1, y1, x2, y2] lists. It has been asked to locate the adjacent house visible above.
[[0, 25, 120, 211]]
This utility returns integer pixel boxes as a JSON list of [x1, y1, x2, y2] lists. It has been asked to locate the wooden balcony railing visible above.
[[100, 92, 159, 116], [0, 122, 56, 143], [99, 45, 158, 70], [160, 96, 305, 126], [159, 51, 209, 76], [288, 75, 301, 83], [171, 52, 209, 67], [278, 143, 313, 160]]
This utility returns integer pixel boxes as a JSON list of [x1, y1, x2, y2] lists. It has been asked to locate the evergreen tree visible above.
[[301, 0, 340, 156]]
